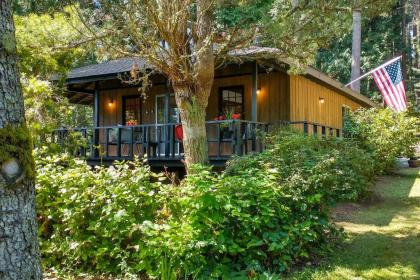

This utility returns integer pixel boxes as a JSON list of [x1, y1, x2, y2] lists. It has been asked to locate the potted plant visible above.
[[408, 148, 420, 168], [214, 109, 241, 139]]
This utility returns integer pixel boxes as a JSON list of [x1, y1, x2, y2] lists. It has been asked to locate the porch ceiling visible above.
[[66, 82, 95, 105]]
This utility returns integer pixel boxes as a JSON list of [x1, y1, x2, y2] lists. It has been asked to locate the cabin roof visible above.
[[64, 47, 377, 108], [67, 57, 148, 83]]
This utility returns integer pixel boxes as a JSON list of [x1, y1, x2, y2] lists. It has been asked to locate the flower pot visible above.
[[408, 158, 420, 168], [221, 129, 233, 140]]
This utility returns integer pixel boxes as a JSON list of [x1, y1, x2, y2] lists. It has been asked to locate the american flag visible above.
[[372, 58, 407, 112]]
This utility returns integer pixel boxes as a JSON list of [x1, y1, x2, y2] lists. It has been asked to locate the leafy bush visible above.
[[37, 126, 376, 278], [160, 164, 341, 278], [227, 128, 376, 202], [344, 108, 418, 173], [38, 109, 414, 278], [36, 150, 165, 276]]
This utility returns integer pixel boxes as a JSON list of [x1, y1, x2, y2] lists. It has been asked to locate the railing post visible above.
[[251, 123, 256, 152], [234, 121, 243, 156], [322, 126, 326, 139], [216, 122, 221, 158], [130, 126, 134, 159], [157, 126, 161, 158], [117, 127, 122, 158], [303, 122, 308, 135], [313, 124, 318, 137], [146, 126, 151, 158], [244, 123, 249, 155], [105, 128, 109, 158], [169, 124, 174, 158], [81, 129, 87, 157]]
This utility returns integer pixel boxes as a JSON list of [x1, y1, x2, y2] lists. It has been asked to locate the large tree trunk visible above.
[[174, 90, 209, 172], [351, 7, 362, 93], [0, 1, 42, 279], [171, 0, 215, 172]]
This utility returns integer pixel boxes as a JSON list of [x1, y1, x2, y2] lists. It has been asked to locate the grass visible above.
[[288, 167, 420, 280]]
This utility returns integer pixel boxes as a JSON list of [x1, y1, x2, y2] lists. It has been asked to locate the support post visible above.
[[252, 61, 258, 122], [93, 81, 100, 157]]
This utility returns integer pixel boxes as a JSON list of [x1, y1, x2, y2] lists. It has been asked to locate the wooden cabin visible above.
[[59, 47, 377, 167]]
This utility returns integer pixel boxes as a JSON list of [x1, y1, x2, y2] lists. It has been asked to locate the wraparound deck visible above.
[[53, 120, 342, 167]]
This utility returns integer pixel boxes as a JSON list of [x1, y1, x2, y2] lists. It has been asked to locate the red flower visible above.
[[232, 113, 241, 120]]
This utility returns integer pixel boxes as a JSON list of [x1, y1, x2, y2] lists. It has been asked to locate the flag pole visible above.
[[345, 56, 402, 87]]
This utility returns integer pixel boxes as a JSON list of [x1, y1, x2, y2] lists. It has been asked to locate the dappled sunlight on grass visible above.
[[288, 168, 420, 280], [408, 176, 420, 198]]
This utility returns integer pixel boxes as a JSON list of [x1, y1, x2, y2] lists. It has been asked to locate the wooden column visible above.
[[93, 81, 100, 157], [252, 61, 258, 122]]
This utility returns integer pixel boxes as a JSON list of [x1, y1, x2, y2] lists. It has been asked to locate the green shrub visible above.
[[344, 108, 418, 173], [38, 119, 401, 278], [227, 128, 375, 202], [36, 149, 165, 276], [36, 140, 344, 278], [162, 164, 341, 277]]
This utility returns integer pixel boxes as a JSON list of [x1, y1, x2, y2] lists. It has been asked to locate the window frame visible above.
[[218, 85, 245, 116], [122, 95, 142, 125]]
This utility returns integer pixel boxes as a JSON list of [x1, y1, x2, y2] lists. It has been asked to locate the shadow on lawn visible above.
[[333, 168, 419, 227], [330, 230, 420, 277]]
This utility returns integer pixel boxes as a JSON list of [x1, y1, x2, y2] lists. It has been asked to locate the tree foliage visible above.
[[344, 108, 418, 173], [316, 4, 403, 101], [14, 7, 94, 143]]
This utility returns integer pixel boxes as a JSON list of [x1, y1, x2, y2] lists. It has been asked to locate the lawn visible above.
[[288, 167, 420, 280]]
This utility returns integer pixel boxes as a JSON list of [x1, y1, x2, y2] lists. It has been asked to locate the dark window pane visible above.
[[123, 96, 141, 125], [219, 86, 244, 116]]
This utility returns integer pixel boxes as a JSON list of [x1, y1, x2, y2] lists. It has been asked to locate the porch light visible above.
[[108, 98, 114, 107], [257, 88, 261, 95], [319, 97, 325, 104]]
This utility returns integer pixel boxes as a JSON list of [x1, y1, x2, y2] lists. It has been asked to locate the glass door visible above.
[[156, 94, 180, 156]]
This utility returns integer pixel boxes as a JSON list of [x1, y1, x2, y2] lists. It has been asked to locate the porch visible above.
[[53, 120, 341, 167]]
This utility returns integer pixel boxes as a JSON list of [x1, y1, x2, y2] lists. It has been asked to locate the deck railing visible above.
[[52, 120, 342, 164], [52, 120, 269, 162], [288, 121, 342, 138]]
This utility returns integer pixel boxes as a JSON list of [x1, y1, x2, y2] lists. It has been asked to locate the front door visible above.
[[156, 94, 180, 156]]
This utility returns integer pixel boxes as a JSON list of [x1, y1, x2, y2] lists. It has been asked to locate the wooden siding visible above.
[[289, 75, 366, 130], [98, 71, 289, 126]]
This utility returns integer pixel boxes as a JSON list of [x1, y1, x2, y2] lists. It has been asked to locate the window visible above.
[[219, 86, 244, 116], [123, 96, 141, 126]]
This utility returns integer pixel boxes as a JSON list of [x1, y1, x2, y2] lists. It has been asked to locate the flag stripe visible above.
[[378, 68, 398, 109], [370, 58, 407, 112], [395, 83, 405, 111], [373, 72, 393, 107], [382, 68, 403, 111]]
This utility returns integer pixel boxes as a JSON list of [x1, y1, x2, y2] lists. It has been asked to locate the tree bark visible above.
[[0, 1, 42, 279], [401, 0, 408, 80], [351, 7, 362, 93], [174, 89, 209, 172], [171, 0, 215, 172]]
